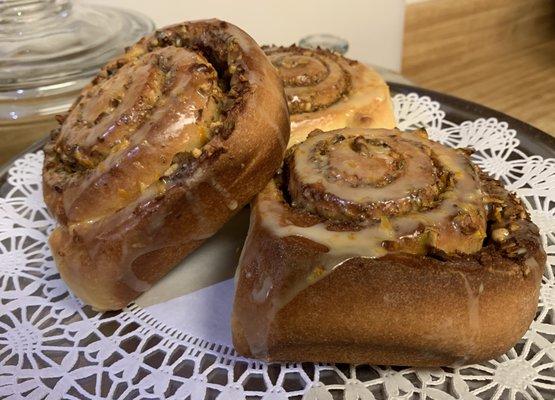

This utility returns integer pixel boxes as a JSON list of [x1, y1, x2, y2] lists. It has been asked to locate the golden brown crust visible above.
[[43, 19, 290, 310], [232, 128, 545, 366], [233, 252, 542, 365], [263, 46, 396, 146]]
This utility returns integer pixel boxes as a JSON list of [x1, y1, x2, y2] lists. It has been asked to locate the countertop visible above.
[[402, 0, 555, 137], [404, 40, 555, 137]]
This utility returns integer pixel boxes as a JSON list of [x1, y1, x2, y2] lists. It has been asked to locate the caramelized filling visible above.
[[276, 128, 487, 255], [264, 45, 351, 114], [43, 22, 252, 222]]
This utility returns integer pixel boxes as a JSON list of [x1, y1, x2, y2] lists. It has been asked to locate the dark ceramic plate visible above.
[[390, 82, 555, 159]]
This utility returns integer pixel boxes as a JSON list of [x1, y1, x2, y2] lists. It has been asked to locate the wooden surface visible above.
[[403, 0, 555, 136]]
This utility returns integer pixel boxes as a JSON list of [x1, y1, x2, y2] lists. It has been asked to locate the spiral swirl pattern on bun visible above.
[[264, 46, 396, 146], [284, 129, 487, 255], [232, 128, 545, 366], [267, 47, 350, 114], [43, 19, 290, 310]]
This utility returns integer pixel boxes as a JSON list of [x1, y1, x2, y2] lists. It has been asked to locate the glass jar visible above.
[[0, 0, 154, 164]]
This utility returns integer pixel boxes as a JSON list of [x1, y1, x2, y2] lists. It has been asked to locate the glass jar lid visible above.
[[0, 0, 154, 123], [298, 34, 349, 55]]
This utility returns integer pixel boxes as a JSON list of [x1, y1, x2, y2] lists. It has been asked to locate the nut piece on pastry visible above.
[[232, 128, 545, 366], [263, 45, 396, 146], [42, 19, 290, 311]]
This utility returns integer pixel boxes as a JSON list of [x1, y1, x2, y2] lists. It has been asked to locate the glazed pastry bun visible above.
[[232, 128, 545, 366], [264, 45, 396, 146], [43, 19, 290, 310]]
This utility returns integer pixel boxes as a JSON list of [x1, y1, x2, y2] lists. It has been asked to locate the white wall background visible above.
[[85, 0, 405, 71]]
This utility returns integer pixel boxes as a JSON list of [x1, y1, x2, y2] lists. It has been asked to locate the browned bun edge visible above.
[[233, 223, 543, 365], [44, 19, 290, 310]]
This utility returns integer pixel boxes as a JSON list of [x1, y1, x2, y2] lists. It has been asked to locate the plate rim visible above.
[[389, 82, 555, 159]]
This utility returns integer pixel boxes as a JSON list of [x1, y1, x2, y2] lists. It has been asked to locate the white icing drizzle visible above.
[[252, 277, 273, 303], [459, 272, 481, 357], [267, 129, 486, 259], [238, 128, 489, 358], [210, 177, 238, 211], [63, 47, 216, 222], [295, 130, 436, 203], [49, 20, 289, 310], [286, 61, 393, 147]]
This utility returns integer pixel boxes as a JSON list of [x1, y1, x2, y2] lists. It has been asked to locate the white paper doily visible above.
[[0, 93, 554, 400]]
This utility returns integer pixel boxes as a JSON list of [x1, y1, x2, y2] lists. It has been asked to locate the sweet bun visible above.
[[43, 19, 290, 310], [232, 128, 545, 366], [264, 45, 395, 146]]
